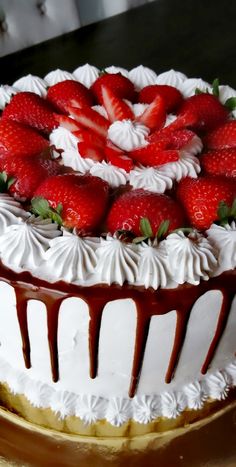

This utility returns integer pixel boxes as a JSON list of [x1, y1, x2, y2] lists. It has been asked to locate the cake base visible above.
[[0, 398, 235, 467]]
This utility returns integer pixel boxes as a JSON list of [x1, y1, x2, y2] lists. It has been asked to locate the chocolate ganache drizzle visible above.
[[0, 261, 235, 398]]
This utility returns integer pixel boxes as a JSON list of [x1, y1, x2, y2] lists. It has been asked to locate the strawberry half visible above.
[[91, 72, 135, 104], [78, 142, 103, 162], [47, 80, 94, 113], [201, 149, 236, 179], [138, 84, 183, 112], [67, 106, 110, 138], [107, 189, 186, 236], [204, 121, 236, 149], [178, 93, 229, 133], [2, 92, 58, 133], [35, 173, 109, 231], [177, 176, 235, 230], [101, 86, 134, 122], [130, 142, 179, 166], [137, 95, 166, 131], [0, 120, 49, 159]]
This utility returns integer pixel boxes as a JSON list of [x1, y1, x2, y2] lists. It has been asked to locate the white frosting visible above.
[[165, 231, 217, 285], [132, 102, 149, 117], [43, 230, 98, 282], [90, 161, 128, 187], [0, 216, 61, 269], [105, 66, 129, 78], [165, 113, 178, 127], [206, 222, 236, 274], [218, 85, 236, 117], [95, 234, 139, 285], [13, 74, 47, 97], [184, 381, 207, 410], [129, 65, 157, 91], [155, 69, 187, 90], [106, 397, 132, 427], [0, 85, 17, 109], [158, 147, 201, 182], [137, 240, 169, 289], [129, 165, 173, 193], [62, 149, 96, 173], [108, 119, 149, 152], [0, 194, 29, 234], [92, 104, 108, 118], [50, 126, 80, 151], [44, 69, 74, 86], [180, 78, 211, 98], [133, 395, 161, 424], [161, 391, 186, 419], [73, 64, 99, 88], [205, 371, 230, 400]]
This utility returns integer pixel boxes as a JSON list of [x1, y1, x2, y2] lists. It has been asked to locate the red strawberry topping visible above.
[[130, 143, 179, 166], [35, 174, 109, 231], [178, 93, 229, 133], [138, 84, 183, 112], [67, 106, 110, 138], [204, 121, 236, 149], [101, 86, 134, 122], [177, 176, 235, 230], [0, 120, 49, 159], [137, 95, 166, 131], [2, 92, 58, 133], [47, 80, 94, 113], [105, 142, 134, 172], [54, 114, 84, 132], [201, 149, 236, 179], [107, 189, 185, 236], [91, 72, 135, 104], [78, 142, 104, 162]]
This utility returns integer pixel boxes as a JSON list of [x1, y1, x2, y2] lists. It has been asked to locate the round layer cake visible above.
[[0, 65, 235, 466]]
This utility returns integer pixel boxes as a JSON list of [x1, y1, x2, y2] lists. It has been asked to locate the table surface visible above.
[[0, 0, 236, 87]]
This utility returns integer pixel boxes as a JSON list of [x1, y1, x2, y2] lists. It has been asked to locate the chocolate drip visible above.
[[0, 262, 235, 397]]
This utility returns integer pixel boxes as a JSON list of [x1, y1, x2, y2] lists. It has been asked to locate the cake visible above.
[[0, 64, 235, 466]]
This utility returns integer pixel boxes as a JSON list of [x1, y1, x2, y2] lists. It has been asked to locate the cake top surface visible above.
[[0, 65, 235, 288]]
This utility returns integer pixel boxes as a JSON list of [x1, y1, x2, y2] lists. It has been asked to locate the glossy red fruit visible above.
[[137, 95, 166, 131], [91, 72, 135, 104], [177, 176, 235, 230], [35, 173, 110, 231], [67, 106, 110, 138], [0, 120, 49, 158], [148, 128, 197, 150], [2, 92, 58, 133], [101, 86, 134, 122], [47, 80, 94, 113], [105, 143, 134, 172], [54, 114, 83, 132], [201, 149, 236, 179], [107, 189, 185, 236], [139, 84, 183, 112], [130, 143, 179, 166], [78, 142, 104, 162], [204, 121, 236, 149], [178, 93, 229, 133]]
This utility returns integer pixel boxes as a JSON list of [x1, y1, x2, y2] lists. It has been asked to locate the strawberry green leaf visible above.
[[195, 88, 203, 95], [7, 177, 15, 189], [133, 236, 148, 244], [31, 196, 63, 226], [0, 171, 15, 193], [230, 198, 236, 218], [156, 220, 170, 239], [140, 217, 153, 238], [225, 97, 236, 111], [212, 78, 220, 97], [171, 227, 193, 235], [217, 200, 233, 225]]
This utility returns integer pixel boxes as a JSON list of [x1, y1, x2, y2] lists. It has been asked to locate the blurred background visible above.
[[0, 0, 154, 57]]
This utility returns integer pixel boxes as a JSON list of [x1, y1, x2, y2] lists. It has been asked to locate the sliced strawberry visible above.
[[204, 121, 236, 149], [67, 106, 110, 138], [178, 93, 229, 133], [0, 120, 49, 159], [47, 80, 94, 113], [54, 114, 83, 132], [177, 175, 235, 230], [91, 72, 135, 104], [78, 142, 104, 162], [73, 129, 105, 148], [35, 173, 110, 231], [201, 149, 236, 179], [101, 86, 134, 122], [138, 84, 183, 112], [105, 143, 134, 172], [137, 95, 166, 131], [2, 92, 58, 133], [130, 143, 179, 166]]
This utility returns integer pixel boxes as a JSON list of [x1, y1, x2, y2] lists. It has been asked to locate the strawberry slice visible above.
[[138, 84, 183, 112], [105, 142, 134, 172], [47, 80, 94, 113], [149, 110, 198, 143], [67, 106, 110, 138], [54, 114, 84, 132], [201, 149, 236, 179], [78, 141, 104, 162], [149, 128, 197, 150], [0, 120, 49, 159], [101, 86, 134, 122], [91, 72, 136, 104], [204, 121, 236, 149], [73, 129, 105, 148], [2, 92, 58, 133], [137, 95, 166, 131], [130, 143, 179, 166]]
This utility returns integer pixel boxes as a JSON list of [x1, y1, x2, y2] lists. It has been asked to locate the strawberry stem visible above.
[[31, 196, 63, 226], [0, 172, 15, 193]]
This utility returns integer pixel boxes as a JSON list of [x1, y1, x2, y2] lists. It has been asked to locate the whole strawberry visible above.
[[201, 149, 236, 179], [204, 121, 236, 149], [178, 93, 229, 133], [0, 120, 49, 158], [138, 84, 183, 112], [107, 189, 185, 236], [2, 92, 58, 133], [177, 176, 235, 230], [35, 174, 109, 231], [91, 72, 135, 104], [47, 80, 94, 113]]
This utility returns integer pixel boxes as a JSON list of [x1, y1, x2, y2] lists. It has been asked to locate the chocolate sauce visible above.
[[0, 262, 235, 397]]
